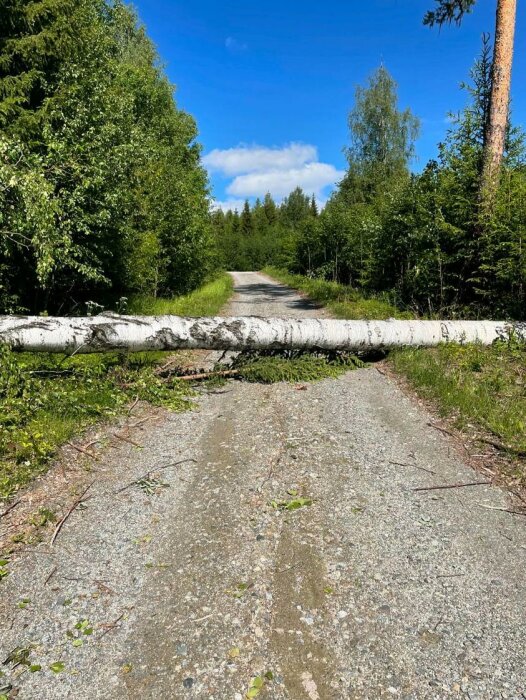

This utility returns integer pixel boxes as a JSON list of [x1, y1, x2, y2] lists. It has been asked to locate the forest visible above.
[[213, 45, 525, 320], [0, 0, 212, 315], [1, 0, 524, 321]]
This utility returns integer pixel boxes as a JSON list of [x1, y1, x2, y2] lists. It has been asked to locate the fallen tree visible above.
[[0, 315, 525, 353]]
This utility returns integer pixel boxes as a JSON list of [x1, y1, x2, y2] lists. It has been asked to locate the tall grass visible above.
[[128, 274, 233, 317]]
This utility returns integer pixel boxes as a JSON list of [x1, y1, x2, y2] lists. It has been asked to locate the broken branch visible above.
[[413, 480, 491, 493], [50, 481, 94, 545]]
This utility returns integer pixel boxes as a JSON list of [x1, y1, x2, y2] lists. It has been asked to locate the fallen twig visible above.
[[50, 481, 94, 545], [388, 460, 437, 476], [66, 441, 98, 459], [44, 565, 57, 585], [127, 417, 151, 430], [0, 500, 21, 518], [477, 503, 526, 516], [113, 432, 142, 448], [427, 422, 457, 439], [114, 458, 196, 495], [99, 608, 132, 638], [155, 357, 180, 374], [414, 480, 490, 493], [176, 368, 240, 381], [191, 612, 215, 623], [478, 436, 526, 457], [127, 396, 140, 415]]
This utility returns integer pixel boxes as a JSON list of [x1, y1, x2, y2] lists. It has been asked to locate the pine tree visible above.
[[240, 200, 254, 237], [424, 0, 517, 210]]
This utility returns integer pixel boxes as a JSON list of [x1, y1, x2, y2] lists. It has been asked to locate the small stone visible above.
[[256, 534, 264, 541], [183, 677, 194, 689], [337, 610, 349, 620]]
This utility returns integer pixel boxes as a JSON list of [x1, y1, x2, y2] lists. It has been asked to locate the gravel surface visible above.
[[1, 271, 525, 699]]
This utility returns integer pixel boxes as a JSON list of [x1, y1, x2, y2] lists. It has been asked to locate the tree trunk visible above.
[[480, 0, 516, 209], [0, 314, 524, 353]]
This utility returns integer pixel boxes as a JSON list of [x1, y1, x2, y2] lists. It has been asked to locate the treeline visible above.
[[214, 49, 526, 319], [212, 191, 318, 271], [0, 0, 212, 314]]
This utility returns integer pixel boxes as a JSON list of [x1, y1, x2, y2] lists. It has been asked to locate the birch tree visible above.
[[0, 315, 524, 354]]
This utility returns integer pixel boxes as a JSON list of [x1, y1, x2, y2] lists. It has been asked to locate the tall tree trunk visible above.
[[0, 314, 524, 353], [480, 0, 517, 211]]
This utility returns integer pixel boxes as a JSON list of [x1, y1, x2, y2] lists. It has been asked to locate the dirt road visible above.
[[1, 272, 525, 699]]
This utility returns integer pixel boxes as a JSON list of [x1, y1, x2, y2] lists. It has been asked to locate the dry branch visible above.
[[50, 481, 94, 545], [66, 441, 98, 459], [413, 481, 491, 493], [176, 368, 240, 381]]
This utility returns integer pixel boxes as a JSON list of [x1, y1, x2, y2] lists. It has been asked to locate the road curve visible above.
[[1, 271, 525, 699]]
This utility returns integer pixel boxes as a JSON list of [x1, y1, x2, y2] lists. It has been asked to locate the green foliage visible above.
[[263, 267, 413, 320], [256, 51, 525, 320], [423, 0, 477, 27], [0, 275, 233, 500], [343, 65, 419, 202], [292, 65, 420, 292], [233, 349, 364, 383], [391, 340, 526, 480], [0, 0, 212, 314], [128, 274, 233, 317], [0, 344, 193, 500], [211, 188, 315, 271]]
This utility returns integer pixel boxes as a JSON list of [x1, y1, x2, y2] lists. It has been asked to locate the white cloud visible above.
[[203, 142, 343, 205], [203, 143, 318, 177], [211, 198, 247, 213], [225, 37, 247, 52], [228, 162, 344, 199]]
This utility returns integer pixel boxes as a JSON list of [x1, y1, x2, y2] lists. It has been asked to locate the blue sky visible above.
[[132, 0, 525, 209]]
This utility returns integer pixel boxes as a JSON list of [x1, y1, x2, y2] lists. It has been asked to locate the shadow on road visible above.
[[232, 282, 322, 313]]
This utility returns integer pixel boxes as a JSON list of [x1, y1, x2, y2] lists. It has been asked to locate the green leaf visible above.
[[29, 664, 42, 672], [72, 639, 83, 647], [49, 662, 65, 673]]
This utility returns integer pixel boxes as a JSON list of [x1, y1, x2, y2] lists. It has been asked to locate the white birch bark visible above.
[[0, 314, 524, 353]]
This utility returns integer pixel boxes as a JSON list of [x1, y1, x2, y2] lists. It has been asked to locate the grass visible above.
[[0, 274, 233, 501], [128, 274, 233, 317], [391, 341, 526, 462], [263, 266, 414, 320], [263, 267, 526, 479]]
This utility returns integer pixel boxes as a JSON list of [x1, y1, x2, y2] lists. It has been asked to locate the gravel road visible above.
[[1, 271, 525, 700]]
